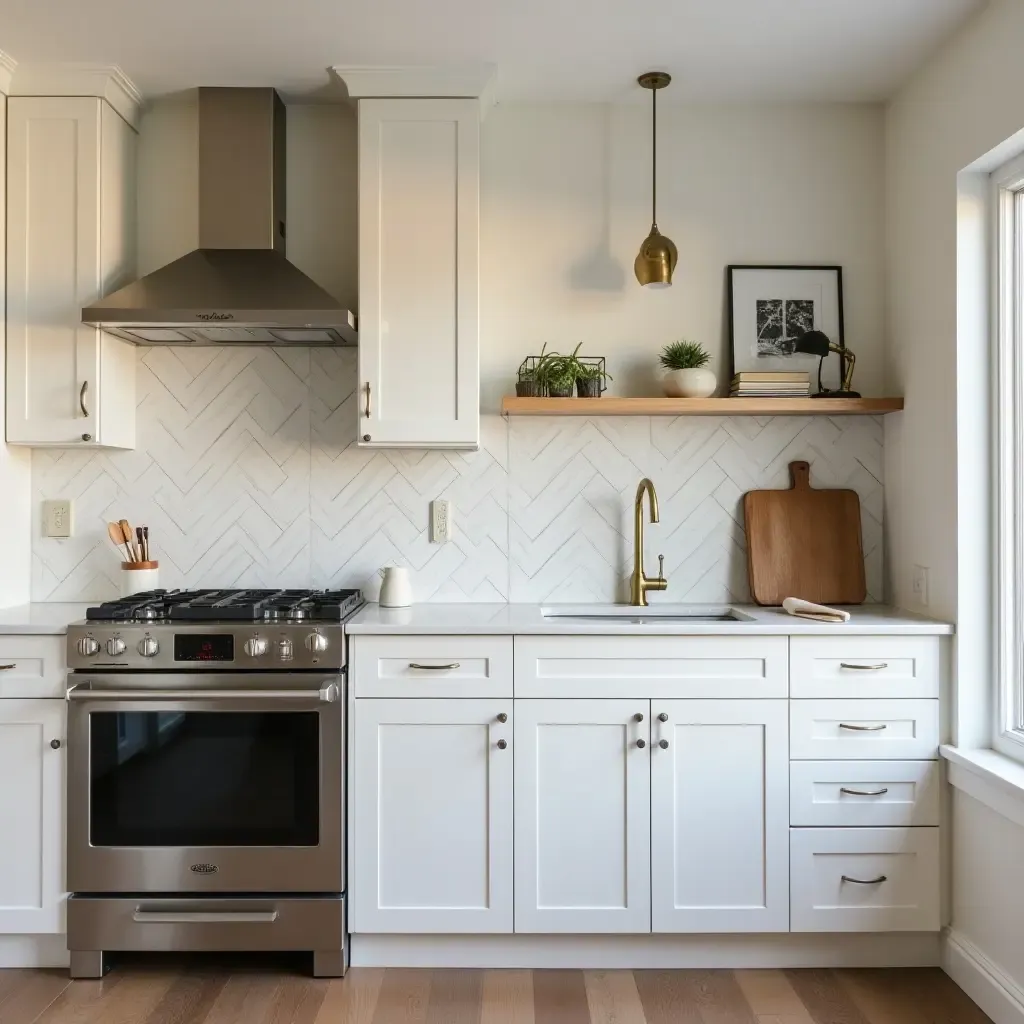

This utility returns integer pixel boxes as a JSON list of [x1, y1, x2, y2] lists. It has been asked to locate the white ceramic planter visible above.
[[663, 367, 717, 398]]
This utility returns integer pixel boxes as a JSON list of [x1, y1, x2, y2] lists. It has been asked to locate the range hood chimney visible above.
[[82, 87, 357, 346]]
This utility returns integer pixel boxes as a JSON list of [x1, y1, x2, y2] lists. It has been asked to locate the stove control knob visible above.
[[278, 639, 294, 661], [305, 631, 328, 653], [77, 637, 100, 657], [138, 637, 160, 658], [244, 636, 268, 658], [105, 637, 127, 657]]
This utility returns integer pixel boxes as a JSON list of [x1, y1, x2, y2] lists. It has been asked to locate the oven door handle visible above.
[[66, 682, 338, 703], [132, 909, 280, 924]]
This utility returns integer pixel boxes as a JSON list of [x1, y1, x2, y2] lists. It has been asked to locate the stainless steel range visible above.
[[64, 588, 363, 979]]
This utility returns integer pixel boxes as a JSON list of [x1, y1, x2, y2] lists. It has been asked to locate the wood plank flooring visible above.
[[0, 965, 993, 1024]]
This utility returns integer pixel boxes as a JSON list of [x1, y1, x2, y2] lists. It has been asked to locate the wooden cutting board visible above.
[[743, 460, 866, 606]]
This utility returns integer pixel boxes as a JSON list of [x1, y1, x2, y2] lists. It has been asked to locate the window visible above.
[[994, 151, 1024, 760]]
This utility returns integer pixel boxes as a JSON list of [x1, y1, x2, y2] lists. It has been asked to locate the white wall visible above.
[[0, 90, 33, 608]]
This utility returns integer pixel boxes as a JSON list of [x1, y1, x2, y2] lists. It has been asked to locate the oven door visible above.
[[66, 673, 343, 894]]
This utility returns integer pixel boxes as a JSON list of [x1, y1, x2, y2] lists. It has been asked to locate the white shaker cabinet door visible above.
[[350, 698, 512, 933], [650, 699, 789, 933], [0, 700, 66, 934], [357, 98, 480, 449], [514, 699, 651, 933]]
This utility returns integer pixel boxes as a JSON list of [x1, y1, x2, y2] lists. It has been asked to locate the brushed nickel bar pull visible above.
[[840, 662, 889, 671], [364, 382, 371, 419], [0, 664, 16, 671], [409, 662, 460, 671], [133, 909, 279, 924], [838, 722, 887, 731], [841, 874, 887, 885], [80, 380, 89, 417], [839, 786, 889, 796], [66, 683, 337, 703]]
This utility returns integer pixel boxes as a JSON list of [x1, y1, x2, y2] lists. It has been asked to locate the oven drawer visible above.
[[790, 761, 941, 826], [790, 637, 942, 699], [790, 699, 940, 759], [790, 827, 940, 932], [0, 636, 66, 698], [351, 636, 512, 697]]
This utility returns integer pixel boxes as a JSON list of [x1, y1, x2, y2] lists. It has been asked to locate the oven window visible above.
[[89, 711, 320, 846]]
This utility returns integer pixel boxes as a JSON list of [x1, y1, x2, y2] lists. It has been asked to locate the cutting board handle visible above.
[[789, 460, 811, 490]]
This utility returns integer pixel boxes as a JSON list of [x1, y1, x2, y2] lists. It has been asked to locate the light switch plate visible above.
[[430, 499, 453, 543], [912, 564, 929, 607], [43, 500, 73, 538]]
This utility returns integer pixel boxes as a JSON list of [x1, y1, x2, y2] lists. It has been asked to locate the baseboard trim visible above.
[[944, 929, 1024, 1024], [351, 932, 941, 969], [0, 935, 69, 969]]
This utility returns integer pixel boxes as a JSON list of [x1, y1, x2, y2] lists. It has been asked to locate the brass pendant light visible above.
[[634, 71, 678, 289]]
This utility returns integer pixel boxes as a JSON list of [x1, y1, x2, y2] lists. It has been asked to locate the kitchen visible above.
[[0, 1, 1023, 1021]]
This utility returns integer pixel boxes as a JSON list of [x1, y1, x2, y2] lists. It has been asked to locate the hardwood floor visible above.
[[0, 965, 993, 1024]]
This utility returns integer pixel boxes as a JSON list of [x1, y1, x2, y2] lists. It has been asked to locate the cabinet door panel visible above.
[[514, 699, 650, 933], [651, 699, 789, 933], [0, 700, 65, 933], [351, 698, 511, 933]]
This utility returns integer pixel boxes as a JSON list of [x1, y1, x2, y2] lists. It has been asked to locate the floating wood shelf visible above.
[[501, 396, 904, 417]]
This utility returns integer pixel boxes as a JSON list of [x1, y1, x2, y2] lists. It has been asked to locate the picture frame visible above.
[[727, 265, 846, 390]]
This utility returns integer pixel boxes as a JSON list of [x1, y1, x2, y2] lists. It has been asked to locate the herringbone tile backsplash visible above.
[[31, 348, 884, 604]]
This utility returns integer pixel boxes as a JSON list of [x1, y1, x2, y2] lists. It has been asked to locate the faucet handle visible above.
[[657, 554, 665, 580]]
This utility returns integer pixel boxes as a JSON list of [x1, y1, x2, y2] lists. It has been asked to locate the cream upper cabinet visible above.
[[6, 96, 137, 448], [357, 98, 480, 449]]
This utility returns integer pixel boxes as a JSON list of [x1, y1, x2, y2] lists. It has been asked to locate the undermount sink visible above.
[[540, 605, 754, 625]]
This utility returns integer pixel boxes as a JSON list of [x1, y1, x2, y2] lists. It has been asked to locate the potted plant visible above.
[[659, 340, 716, 398], [576, 361, 613, 398], [516, 343, 554, 397], [540, 343, 583, 398]]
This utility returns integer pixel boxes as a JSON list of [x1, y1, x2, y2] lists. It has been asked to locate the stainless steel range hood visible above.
[[82, 88, 357, 346]]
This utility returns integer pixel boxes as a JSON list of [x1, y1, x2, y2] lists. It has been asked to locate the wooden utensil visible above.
[[108, 521, 133, 562], [119, 519, 139, 562], [743, 460, 866, 606]]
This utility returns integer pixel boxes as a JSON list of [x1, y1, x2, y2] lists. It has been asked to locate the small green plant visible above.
[[538, 343, 583, 396], [660, 340, 710, 371], [577, 362, 613, 383]]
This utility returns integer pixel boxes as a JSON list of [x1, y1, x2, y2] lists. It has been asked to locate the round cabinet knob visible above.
[[305, 632, 329, 653], [137, 637, 160, 658], [497, 713, 508, 723], [496, 739, 508, 750], [77, 637, 100, 656], [81, 433, 93, 442], [636, 739, 647, 748], [634, 712, 644, 722], [244, 637, 268, 658], [659, 739, 669, 749], [50, 738, 61, 750], [105, 637, 126, 656], [657, 713, 669, 723]]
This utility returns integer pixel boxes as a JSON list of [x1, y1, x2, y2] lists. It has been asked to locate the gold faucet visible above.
[[630, 478, 668, 606]]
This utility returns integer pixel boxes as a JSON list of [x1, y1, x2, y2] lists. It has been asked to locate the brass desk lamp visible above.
[[794, 330, 859, 398]]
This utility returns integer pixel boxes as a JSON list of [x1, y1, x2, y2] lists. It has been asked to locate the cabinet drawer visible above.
[[351, 637, 512, 697], [790, 827, 940, 932], [514, 637, 788, 699], [790, 699, 939, 760], [790, 761, 940, 826], [790, 637, 941, 698], [0, 636, 67, 698]]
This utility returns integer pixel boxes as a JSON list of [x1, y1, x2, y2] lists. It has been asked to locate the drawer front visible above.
[[790, 761, 941, 826], [790, 827, 940, 932], [514, 636, 788, 699], [352, 636, 512, 697], [790, 699, 939, 760], [0, 636, 66, 698], [790, 637, 941, 699]]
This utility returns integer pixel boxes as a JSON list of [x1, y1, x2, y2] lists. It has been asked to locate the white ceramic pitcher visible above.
[[379, 566, 412, 608]]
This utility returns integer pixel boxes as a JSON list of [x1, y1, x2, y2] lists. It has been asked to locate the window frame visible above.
[[993, 150, 1024, 762]]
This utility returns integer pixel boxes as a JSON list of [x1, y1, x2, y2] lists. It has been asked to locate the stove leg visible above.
[[70, 950, 108, 979], [313, 949, 347, 978]]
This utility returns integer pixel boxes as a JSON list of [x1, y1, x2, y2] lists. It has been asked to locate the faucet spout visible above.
[[630, 478, 668, 606]]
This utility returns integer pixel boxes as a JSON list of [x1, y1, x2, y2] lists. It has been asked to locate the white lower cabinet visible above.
[[650, 700, 789, 933], [0, 700, 65, 934], [514, 699, 651, 933], [351, 698, 513, 933]]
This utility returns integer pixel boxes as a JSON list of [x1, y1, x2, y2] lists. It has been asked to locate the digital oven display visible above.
[[174, 634, 234, 662]]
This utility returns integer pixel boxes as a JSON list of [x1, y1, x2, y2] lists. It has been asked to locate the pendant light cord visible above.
[[651, 84, 657, 228]]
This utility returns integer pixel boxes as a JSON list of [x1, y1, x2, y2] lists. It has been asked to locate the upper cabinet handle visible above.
[[80, 380, 89, 417], [0, 664, 15, 671], [364, 382, 372, 419], [841, 874, 888, 885], [409, 662, 460, 671], [839, 786, 889, 797], [840, 662, 888, 671], [838, 722, 887, 732]]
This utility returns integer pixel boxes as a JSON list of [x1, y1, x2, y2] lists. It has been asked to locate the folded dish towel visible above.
[[782, 597, 851, 623]]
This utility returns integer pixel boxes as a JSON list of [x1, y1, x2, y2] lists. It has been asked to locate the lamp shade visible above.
[[634, 226, 678, 288], [793, 330, 831, 357]]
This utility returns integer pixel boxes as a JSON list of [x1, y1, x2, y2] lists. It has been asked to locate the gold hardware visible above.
[[497, 713, 508, 723], [840, 663, 888, 671], [839, 787, 888, 796], [409, 662, 461, 671], [364, 381, 371, 419], [496, 739, 507, 750], [839, 722, 887, 731], [79, 380, 89, 417], [630, 478, 668, 606], [841, 875, 887, 885], [636, 738, 646, 748], [635, 72, 677, 288]]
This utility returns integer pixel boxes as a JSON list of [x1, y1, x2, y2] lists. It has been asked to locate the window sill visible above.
[[941, 745, 1024, 828]]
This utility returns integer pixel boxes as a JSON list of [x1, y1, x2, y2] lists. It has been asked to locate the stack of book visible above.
[[730, 371, 811, 398]]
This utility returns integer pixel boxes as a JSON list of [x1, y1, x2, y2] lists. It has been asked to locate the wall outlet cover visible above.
[[430, 499, 453, 543], [43, 500, 73, 539], [911, 564, 929, 607]]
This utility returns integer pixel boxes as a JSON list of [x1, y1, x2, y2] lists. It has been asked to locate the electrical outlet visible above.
[[43, 500, 73, 539], [912, 564, 929, 607], [430, 499, 453, 543]]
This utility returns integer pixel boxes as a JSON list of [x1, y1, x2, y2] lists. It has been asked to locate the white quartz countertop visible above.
[[0, 603, 91, 635], [346, 603, 953, 636]]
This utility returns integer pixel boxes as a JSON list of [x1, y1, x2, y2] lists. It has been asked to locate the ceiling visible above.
[[0, 0, 984, 103]]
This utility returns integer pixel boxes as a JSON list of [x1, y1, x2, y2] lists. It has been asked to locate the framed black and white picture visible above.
[[727, 265, 845, 388]]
